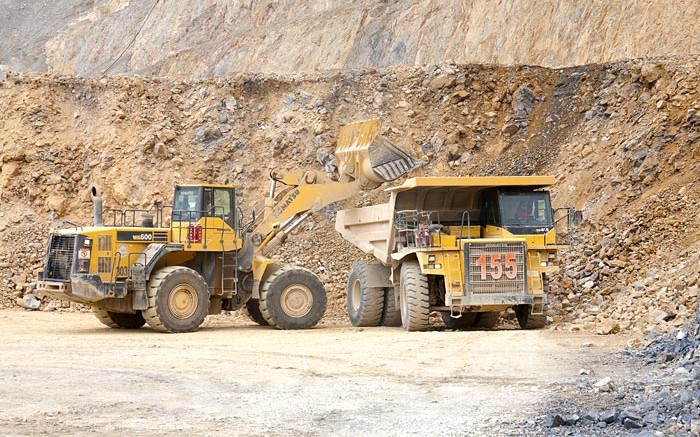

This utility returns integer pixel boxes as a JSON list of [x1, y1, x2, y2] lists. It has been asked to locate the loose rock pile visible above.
[[533, 320, 699, 436], [0, 57, 698, 337]]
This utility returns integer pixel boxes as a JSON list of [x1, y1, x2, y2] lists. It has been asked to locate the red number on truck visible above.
[[475, 253, 518, 280]]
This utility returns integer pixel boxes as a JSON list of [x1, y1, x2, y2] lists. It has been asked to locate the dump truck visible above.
[[336, 176, 579, 331], [35, 119, 421, 332]]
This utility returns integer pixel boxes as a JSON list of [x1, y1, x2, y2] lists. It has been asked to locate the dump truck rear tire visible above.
[[441, 312, 477, 330], [346, 261, 385, 327], [473, 311, 500, 329], [259, 266, 327, 330], [399, 261, 430, 331], [516, 305, 547, 329], [93, 308, 145, 329], [380, 286, 402, 327], [244, 298, 270, 326], [143, 266, 209, 333]]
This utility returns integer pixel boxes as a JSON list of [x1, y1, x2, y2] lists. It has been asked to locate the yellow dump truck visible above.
[[36, 119, 421, 332], [336, 176, 578, 331]]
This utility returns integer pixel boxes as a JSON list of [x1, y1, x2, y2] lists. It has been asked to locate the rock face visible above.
[[1, 0, 699, 77], [0, 57, 698, 334]]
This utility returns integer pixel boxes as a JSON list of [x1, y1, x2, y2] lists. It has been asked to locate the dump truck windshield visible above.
[[499, 191, 553, 234]]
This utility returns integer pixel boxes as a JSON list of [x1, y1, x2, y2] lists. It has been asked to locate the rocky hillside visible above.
[[1, 1, 699, 77], [0, 56, 698, 335]]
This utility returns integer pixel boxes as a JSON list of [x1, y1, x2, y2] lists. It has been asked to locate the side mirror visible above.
[[569, 208, 583, 226]]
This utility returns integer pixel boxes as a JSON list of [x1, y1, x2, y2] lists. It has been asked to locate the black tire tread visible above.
[[441, 312, 477, 330], [93, 308, 145, 329], [143, 266, 209, 333], [380, 286, 402, 327], [401, 261, 430, 332], [259, 265, 327, 330], [244, 298, 270, 326], [346, 261, 384, 327], [473, 311, 500, 329]]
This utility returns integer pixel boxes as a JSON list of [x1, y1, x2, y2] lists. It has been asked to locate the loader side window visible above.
[[213, 188, 235, 227]]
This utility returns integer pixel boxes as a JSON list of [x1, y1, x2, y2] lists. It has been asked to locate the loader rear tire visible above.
[[441, 312, 477, 330], [380, 286, 402, 327], [143, 266, 209, 333], [259, 266, 327, 330], [93, 308, 145, 329], [346, 261, 385, 327], [473, 311, 500, 329], [244, 298, 270, 326], [516, 305, 547, 329], [399, 261, 431, 332]]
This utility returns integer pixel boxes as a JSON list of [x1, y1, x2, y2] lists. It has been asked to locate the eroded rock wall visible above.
[[2, 1, 699, 77]]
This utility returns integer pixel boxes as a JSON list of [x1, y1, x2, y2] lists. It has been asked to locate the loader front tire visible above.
[[259, 266, 327, 330], [399, 261, 430, 332], [143, 266, 209, 333], [93, 308, 145, 329], [244, 298, 270, 326], [346, 261, 385, 327]]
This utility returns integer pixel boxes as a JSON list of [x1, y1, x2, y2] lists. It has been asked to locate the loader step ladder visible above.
[[219, 226, 237, 295]]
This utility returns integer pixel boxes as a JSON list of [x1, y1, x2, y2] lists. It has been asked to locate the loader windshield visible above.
[[172, 186, 201, 221], [499, 191, 553, 234]]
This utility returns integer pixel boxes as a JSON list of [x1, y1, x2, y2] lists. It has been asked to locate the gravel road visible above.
[[0, 311, 636, 436]]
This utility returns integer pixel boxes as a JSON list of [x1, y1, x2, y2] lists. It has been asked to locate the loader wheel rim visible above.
[[168, 284, 198, 319], [280, 284, 313, 318], [351, 279, 361, 312]]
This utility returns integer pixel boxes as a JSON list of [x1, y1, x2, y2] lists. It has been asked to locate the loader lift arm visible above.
[[236, 119, 422, 287]]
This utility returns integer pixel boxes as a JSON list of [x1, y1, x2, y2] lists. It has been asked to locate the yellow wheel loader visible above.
[[35, 119, 421, 332], [336, 177, 580, 331]]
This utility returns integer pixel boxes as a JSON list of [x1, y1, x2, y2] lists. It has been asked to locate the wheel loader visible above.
[[35, 119, 421, 332], [336, 176, 580, 331]]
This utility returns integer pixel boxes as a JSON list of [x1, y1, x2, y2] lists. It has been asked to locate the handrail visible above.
[[458, 211, 472, 239]]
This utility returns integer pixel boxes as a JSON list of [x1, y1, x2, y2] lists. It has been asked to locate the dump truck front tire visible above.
[[380, 286, 402, 327], [143, 266, 209, 333], [94, 308, 145, 329], [473, 311, 500, 329], [516, 305, 547, 329], [441, 312, 477, 330], [399, 261, 430, 331], [346, 261, 384, 327], [259, 266, 327, 330]]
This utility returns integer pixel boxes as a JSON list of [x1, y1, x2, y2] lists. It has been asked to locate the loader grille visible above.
[[44, 235, 77, 281], [464, 241, 526, 300]]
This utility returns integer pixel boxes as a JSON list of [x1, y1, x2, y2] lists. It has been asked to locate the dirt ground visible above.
[[0, 310, 643, 436]]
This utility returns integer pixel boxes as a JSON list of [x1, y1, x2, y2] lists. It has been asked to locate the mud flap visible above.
[[133, 289, 148, 310]]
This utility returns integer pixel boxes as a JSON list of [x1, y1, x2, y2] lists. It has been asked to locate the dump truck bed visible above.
[[335, 176, 556, 265]]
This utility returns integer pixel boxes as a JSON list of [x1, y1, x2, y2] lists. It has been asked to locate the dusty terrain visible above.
[[0, 310, 638, 437]]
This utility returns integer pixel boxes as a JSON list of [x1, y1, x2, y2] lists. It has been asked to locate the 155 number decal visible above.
[[475, 253, 518, 280]]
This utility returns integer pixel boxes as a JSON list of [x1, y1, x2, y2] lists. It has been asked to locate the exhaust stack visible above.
[[91, 186, 103, 227]]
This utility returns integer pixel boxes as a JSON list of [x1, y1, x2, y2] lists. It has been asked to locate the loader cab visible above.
[[481, 189, 553, 235], [172, 185, 236, 228]]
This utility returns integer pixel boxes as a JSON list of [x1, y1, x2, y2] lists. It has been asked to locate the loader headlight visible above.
[[428, 255, 436, 262], [84, 238, 92, 247]]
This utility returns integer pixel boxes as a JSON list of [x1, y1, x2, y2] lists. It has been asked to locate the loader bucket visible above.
[[335, 119, 422, 188]]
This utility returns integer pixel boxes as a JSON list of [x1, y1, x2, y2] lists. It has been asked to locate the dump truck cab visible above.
[[336, 176, 577, 331]]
